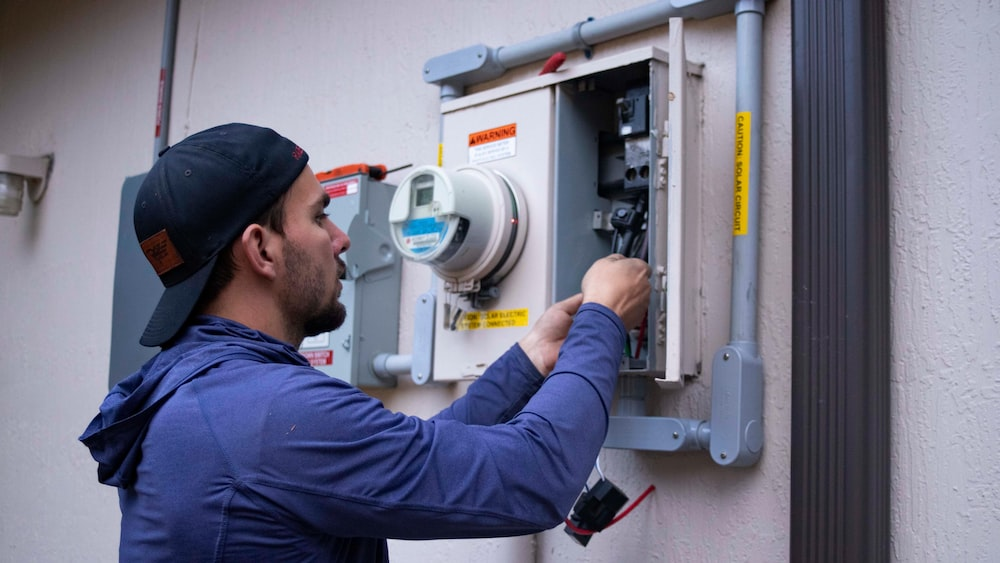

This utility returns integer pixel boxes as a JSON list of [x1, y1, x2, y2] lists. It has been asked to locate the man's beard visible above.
[[281, 239, 347, 338]]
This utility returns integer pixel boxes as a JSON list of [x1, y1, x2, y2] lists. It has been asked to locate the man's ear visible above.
[[238, 223, 280, 279]]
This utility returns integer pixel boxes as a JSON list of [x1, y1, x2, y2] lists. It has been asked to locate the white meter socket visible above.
[[388, 164, 527, 294]]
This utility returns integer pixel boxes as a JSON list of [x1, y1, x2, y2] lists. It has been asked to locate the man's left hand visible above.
[[518, 293, 584, 376]]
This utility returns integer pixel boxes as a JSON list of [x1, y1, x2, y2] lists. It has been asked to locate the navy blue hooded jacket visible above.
[[80, 303, 625, 561]]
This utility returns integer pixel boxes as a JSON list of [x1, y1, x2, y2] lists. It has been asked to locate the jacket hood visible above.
[[79, 316, 308, 488]]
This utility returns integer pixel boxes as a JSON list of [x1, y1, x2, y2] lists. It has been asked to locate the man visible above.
[[80, 123, 650, 561]]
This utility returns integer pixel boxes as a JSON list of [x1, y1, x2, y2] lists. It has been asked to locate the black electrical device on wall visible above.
[[563, 478, 629, 546]]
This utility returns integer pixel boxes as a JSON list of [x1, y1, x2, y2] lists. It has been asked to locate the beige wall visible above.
[[886, 1, 1000, 560], [1, 1, 995, 562]]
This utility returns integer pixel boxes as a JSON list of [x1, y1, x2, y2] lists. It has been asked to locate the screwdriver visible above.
[[318, 163, 412, 182]]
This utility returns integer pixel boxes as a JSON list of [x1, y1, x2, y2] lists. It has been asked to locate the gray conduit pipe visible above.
[[707, 0, 765, 466], [372, 353, 412, 378], [153, 0, 180, 161], [728, 0, 763, 349], [424, 0, 736, 99]]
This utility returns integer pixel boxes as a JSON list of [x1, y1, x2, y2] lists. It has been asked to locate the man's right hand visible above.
[[581, 254, 651, 329]]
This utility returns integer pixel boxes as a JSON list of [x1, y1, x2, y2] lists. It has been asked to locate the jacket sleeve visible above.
[[246, 303, 625, 540], [430, 343, 544, 426]]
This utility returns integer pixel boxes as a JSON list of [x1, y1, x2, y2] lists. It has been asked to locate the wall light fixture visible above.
[[0, 153, 53, 217]]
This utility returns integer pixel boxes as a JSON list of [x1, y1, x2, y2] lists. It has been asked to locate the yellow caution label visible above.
[[437, 143, 443, 167], [458, 308, 530, 331], [733, 111, 751, 236]]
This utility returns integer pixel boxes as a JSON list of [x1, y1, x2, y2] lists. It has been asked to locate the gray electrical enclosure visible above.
[[299, 172, 402, 388], [108, 174, 159, 389]]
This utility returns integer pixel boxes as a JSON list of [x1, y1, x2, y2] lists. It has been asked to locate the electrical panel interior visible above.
[[552, 59, 666, 377]]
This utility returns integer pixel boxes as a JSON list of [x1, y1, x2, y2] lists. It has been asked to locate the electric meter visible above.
[[388, 164, 527, 297]]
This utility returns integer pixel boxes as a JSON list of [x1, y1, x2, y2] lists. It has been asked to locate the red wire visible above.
[[563, 518, 592, 536], [563, 484, 656, 536]]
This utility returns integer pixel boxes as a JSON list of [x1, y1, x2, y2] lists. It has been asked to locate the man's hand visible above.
[[517, 255, 649, 376], [581, 254, 651, 330], [518, 293, 583, 376]]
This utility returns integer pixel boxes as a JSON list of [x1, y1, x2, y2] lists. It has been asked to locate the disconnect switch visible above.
[[299, 169, 402, 388]]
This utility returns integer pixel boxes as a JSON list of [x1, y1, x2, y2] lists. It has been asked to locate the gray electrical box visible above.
[[108, 174, 160, 389], [299, 171, 402, 388]]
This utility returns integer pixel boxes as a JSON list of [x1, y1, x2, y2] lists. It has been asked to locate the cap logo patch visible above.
[[140, 229, 185, 275], [292, 146, 304, 160]]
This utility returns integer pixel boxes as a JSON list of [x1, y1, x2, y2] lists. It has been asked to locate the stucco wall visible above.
[[886, 1, 1000, 561], [2, 0, 994, 562]]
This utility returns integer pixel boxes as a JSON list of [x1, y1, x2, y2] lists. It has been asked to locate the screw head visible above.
[[723, 352, 731, 361], [672, 432, 679, 439]]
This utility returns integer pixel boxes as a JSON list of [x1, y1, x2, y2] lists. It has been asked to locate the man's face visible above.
[[276, 165, 351, 338]]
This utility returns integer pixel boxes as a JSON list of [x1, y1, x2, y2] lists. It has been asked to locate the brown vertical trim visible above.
[[791, 0, 890, 561]]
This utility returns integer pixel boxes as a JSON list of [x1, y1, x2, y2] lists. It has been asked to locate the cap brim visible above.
[[139, 254, 219, 347]]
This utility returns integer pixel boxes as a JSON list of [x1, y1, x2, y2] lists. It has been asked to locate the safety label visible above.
[[468, 123, 517, 164], [458, 308, 530, 331], [733, 111, 751, 236], [323, 177, 359, 199], [302, 350, 333, 366]]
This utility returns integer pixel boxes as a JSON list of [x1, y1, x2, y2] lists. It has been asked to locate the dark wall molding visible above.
[[790, 0, 891, 561]]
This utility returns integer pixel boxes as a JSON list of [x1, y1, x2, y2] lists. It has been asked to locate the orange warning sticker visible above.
[[468, 123, 517, 146], [468, 123, 517, 164]]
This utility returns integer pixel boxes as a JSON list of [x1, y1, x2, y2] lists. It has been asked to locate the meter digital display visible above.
[[415, 184, 434, 207], [388, 164, 527, 298]]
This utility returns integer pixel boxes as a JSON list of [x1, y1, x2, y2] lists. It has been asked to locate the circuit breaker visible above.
[[299, 170, 402, 387], [394, 45, 700, 385]]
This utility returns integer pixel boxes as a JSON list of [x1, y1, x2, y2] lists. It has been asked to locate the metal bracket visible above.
[[410, 291, 436, 385]]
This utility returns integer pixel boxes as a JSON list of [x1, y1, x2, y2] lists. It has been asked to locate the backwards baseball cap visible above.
[[134, 123, 309, 347]]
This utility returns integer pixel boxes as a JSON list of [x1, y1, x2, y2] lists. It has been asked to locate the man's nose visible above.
[[327, 220, 351, 253]]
